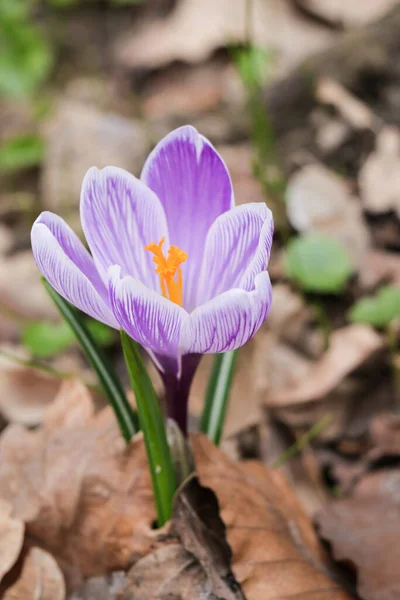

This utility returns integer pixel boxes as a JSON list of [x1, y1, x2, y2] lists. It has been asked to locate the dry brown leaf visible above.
[[122, 439, 350, 599], [41, 98, 148, 213], [0, 352, 63, 425], [0, 251, 57, 322], [193, 435, 351, 599], [122, 476, 245, 600], [316, 77, 375, 130], [297, 0, 399, 27], [359, 126, 400, 214], [0, 380, 156, 588], [317, 469, 400, 600], [190, 290, 323, 442], [265, 325, 383, 406], [3, 547, 65, 600], [115, 0, 334, 73], [0, 499, 24, 585], [359, 249, 400, 289], [67, 572, 126, 600]]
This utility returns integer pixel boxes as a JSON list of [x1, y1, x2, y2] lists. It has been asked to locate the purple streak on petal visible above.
[[196, 203, 273, 305], [31, 221, 118, 328], [141, 125, 234, 311], [35, 211, 107, 300], [179, 271, 272, 355], [81, 166, 168, 291], [108, 265, 188, 375], [239, 208, 274, 292]]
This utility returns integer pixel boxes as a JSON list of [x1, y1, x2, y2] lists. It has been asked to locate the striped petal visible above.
[[31, 215, 118, 328], [141, 125, 234, 311], [197, 203, 273, 305], [180, 271, 272, 355], [109, 265, 188, 375], [80, 166, 168, 291]]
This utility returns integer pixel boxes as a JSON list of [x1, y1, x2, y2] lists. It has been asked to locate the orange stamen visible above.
[[145, 237, 188, 306]]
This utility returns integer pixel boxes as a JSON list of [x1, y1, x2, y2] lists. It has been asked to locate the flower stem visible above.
[[161, 354, 200, 436], [200, 350, 238, 445], [43, 279, 138, 442], [120, 331, 176, 526]]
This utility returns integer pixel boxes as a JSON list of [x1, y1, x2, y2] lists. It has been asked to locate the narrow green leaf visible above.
[[272, 414, 332, 469], [43, 279, 138, 442], [200, 350, 238, 445], [121, 331, 176, 526]]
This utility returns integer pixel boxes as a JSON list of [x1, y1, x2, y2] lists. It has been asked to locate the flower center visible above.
[[145, 237, 188, 306]]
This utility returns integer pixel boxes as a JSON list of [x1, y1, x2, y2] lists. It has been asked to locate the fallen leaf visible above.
[[122, 440, 351, 599], [0, 251, 57, 322], [265, 325, 383, 406], [297, 0, 399, 28], [67, 572, 126, 600], [359, 249, 400, 289], [194, 435, 351, 599], [316, 77, 375, 130], [3, 547, 65, 600], [115, 0, 335, 73], [41, 98, 149, 213], [141, 62, 244, 121], [122, 476, 245, 600], [0, 380, 156, 588], [0, 351, 62, 425], [317, 469, 400, 600], [359, 126, 400, 214], [0, 499, 24, 585]]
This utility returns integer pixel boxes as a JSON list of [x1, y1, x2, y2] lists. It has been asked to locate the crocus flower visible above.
[[31, 126, 273, 432]]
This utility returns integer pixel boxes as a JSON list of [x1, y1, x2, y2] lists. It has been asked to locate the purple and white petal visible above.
[[141, 125, 234, 311], [35, 211, 106, 296], [31, 221, 118, 328], [179, 271, 272, 355], [196, 203, 273, 305], [81, 166, 168, 291], [109, 265, 188, 374], [239, 211, 274, 292]]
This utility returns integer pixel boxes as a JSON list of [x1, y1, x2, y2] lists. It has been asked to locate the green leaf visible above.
[[85, 319, 116, 347], [0, 0, 31, 22], [200, 350, 238, 445], [235, 46, 273, 91], [43, 279, 138, 442], [285, 233, 353, 294], [0, 134, 44, 173], [22, 320, 75, 358], [121, 331, 176, 526], [0, 20, 53, 98], [348, 286, 400, 328]]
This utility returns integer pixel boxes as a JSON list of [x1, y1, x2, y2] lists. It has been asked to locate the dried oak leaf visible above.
[[193, 435, 351, 599], [359, 126, 400, 215], [0, 380, 156, 589], [265, 324, 383, 406], [115, 0, 334, 72], [3, 547, 65, 600], [122, 475, 245, 600], [317, 469, 400, 600], [122, 436, 351, 599], [0, 351, 62, 425], [0, 499, 24, 585]]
